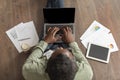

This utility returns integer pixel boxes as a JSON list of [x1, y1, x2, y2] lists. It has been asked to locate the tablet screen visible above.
[[86, 43, 110, 63]]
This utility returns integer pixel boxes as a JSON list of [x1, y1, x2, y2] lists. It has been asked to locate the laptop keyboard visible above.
[[46, 24, 74, 34]]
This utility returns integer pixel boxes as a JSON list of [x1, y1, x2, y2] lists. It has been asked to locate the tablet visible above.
[[86, 43, 110, 63]]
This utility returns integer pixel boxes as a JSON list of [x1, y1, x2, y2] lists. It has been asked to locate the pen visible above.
[[18, 38, 31, 41]]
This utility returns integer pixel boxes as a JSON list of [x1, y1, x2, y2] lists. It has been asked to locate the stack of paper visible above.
[[6, 21, 39, 53], [80, 20, 119, 53]]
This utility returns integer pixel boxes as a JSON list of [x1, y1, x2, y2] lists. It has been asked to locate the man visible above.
[[22, 27, 93, 80]]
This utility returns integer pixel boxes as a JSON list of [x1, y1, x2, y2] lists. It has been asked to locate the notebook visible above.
[[43, 8, 75, 43]]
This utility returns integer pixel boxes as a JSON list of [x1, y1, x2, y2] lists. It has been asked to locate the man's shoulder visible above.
[[74, 62, 93, 80]]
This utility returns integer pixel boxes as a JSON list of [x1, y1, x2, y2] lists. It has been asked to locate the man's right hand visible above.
[[62, 27, 75, 43], [44, 27, 60, 44]]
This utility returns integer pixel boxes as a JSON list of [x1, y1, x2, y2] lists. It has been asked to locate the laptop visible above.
[[43, 8, 75, 43]]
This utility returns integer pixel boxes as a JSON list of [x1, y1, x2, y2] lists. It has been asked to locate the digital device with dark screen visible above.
[[43, 8, 75, 43], [86, 43, 110, 63]]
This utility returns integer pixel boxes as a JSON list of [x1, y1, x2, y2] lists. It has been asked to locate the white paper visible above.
[[80, 20, 110, 41], [108, 33, 119, 52], [6, 21, 39, 53], [6, 23, 23, 53], [15, 21, 39, 48], [43, 50, 54, 59], [81, 31, 119, 53], [81, 31, 107, 47]]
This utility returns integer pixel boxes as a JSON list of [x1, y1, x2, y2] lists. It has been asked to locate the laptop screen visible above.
[[43, 8, 75, 23]]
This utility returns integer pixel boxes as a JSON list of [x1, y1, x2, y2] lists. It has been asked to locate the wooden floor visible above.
[[0, 0, 120, 80]]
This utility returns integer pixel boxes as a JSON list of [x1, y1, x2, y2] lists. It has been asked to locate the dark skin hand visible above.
[[44, 27, 60, 44], [44, 27, 75, 59], [62, 27, 75, 43], [44, 27, 75, 43]]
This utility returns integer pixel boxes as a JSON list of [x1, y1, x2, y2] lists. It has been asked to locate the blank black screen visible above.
[[88, 44, 109, 61], [43, 8, 75, 23]]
